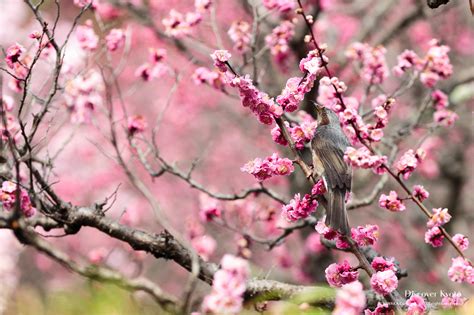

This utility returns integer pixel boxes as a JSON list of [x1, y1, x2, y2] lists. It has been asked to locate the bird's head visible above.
[[313, 103, 339, 126]]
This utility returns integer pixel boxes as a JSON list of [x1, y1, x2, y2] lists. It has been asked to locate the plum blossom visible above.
[[199, 194, 221, 222], [281, 193, 317, 221], [311, 179, 327, 196], [191, 235, 216, 261], [0, 181, 36, 217], [364, 303, 394, 315], [262, 0, 295, 12], [127, 115, 147, 136], [379, 191, 406, 212], [447, 257, 473, 284], [441, 293, 467, 308], [351, 224, 379, 247], [317, 76, 349, 113], [315, 219, 349, 249], [424, 226, 444, 247], [412, 185, 429, 202], [162, 10, 199, 38], [195, 0, 212, 12], [76, 20, 98, 51], [228, 75, 283, 124], [5, 43, 25, 69], [241, 153, 294, 181], [271, 116, 317, 149], [265, 21, 295, 65], [371, 257, 396, 273], [370, 270, 398, 295], [333, 281, 366, 315], [431, 89, 449, 109], [395, 149, 423, 179], [325, 260, 359, 288], [346, 42, 389, 84], [135, 48, 168, 81], [344, 147, 387, 174], [392, 50, 421, 76], [419, 39, 453, 87], [433, 108, 458, 127], [427, 208, 451, 228], [202, 255, 249, 314], [228, 21, 251, 54], [452, 234, 469, 252], [210, 50, 231, 72], [192, 67, 226, 91], [405, 295, 426, 315], [105, 28, 125, 52]]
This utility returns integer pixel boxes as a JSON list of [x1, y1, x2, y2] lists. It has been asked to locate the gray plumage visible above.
[[311, 106, 352, 235]]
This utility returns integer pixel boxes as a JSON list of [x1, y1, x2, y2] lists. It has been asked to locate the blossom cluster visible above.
[[64, 70, 104, 124], [412, 185, 429, 202], [127, 115, 147, 136], [271, 114, 317, 149], [424, 207, 452, 247], [393, 39, 453, 88], [135, 48, 168, 81], [405, 295, 427, 315], [431, 89, 458, 127], [315, 219, 349, 249], [394, 149, 425, 180], [162, 0, 211, 38], [379, 191, 406, 212], [281, 193, 317, 222], [240, 153, 294, 181], [0, 96, 20, 143], [370, 269, 398, 296], [105, 28, 126, 52], [228, 21, 251, 54], [346, 42, 389, 85], [4, 43, 30, 92], [447, 257, 473, 284], [76, 20, 99, 51], [351, 224, 379, 247], [344, 146, 387, 174], [265, 21, 295, 65], [192, 67, 226, 91], [0, 181, 36, 217], [325, 260, 359, 288], [333, 281, 366, 315], [202, 254, 249, 314], [262, 0, 295, 12]]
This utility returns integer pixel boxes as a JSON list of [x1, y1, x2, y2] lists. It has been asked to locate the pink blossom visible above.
[[282, 193, 318, 221], [441, 293, 467, 308], [325, 260, 359, 288], [405, 295, 426, 315], [199, 194, 221, 222], [191, 235, 216, 261], [202, 254, 249, 314], [433, 108, 458, 127], [333, 281, 366, 315], [241, 153, 294, 181], [192, 67, 225, 91], [270, 124, 288, 146], [210, 50, 231, 72], [73, 0, 96, 8], [412, 185, 429, 202], [427, 208, 451, 228], [299, 49, 327, 75], [379, 191, 406, 212], [1, 95, 14, 112], [452, 234, 469, 252], [0, 181, 36, 217], [315, 219, 349, 249], [276, 77, 309, 113], [5, 43, 25, 69], [76, 20, 98, 51], [195, 0, 212, 12], [305, 232, 324, 253], [424, 226, 444, 247], [395, 150, 421, 179], [134, 62, 168, 82], [262, 0, 295, 12], [344, 147, 387, 174], [364, 303, 394, 315], [317, 76, 349, 113], [311, 179, 327, 196], [431, 89, 449, 109], [371, 257, 396, 273], [105, 28, 125, 52], [351, 224, 379, 247], [392, 50, 421, 76], [229, 75, 282, 124], [88, 247, 108, 264], [419, 39, 453, 87], [228, 21, 251, 54], [346, 42, 389, 84], [447, 257, 473, 284], [162, 10, 192, 38], [370, 270, 398, 295], [265, 21, 294, 64], [127, 115, 147, 136]]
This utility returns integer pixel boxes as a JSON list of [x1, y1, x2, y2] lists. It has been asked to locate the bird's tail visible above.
[[325, 188, 350, 235]]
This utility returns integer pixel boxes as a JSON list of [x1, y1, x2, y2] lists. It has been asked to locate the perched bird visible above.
[[311, 104, 352, 235]]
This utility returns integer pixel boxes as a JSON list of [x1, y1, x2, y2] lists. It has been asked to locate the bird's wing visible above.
[[312, 125, 351, 190]]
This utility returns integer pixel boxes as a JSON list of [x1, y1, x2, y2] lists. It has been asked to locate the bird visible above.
[[311, 104, 352, 235]]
